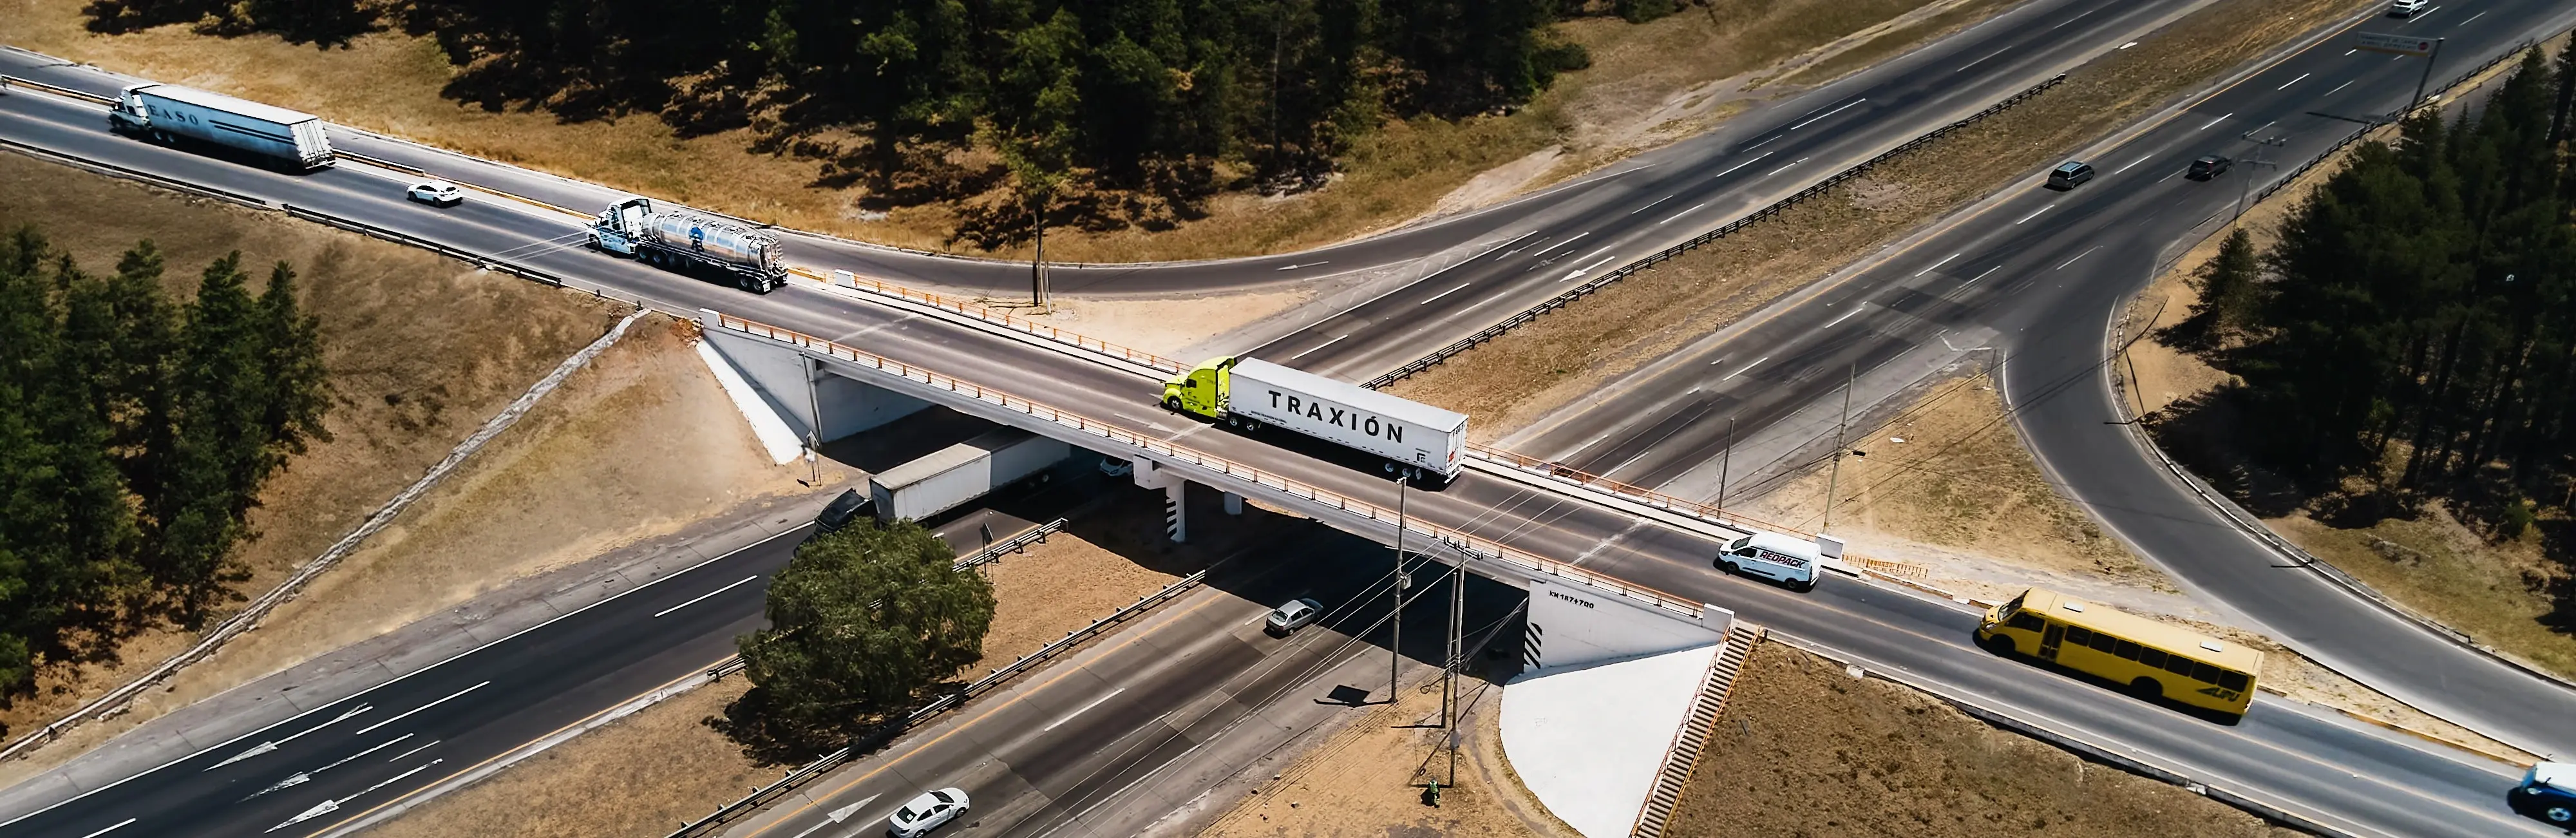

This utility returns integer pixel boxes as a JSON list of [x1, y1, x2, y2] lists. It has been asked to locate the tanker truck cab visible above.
[[1716, 531, 1821, 592], [1163, 356, 1236, 421], [588, 198, 650, 256]]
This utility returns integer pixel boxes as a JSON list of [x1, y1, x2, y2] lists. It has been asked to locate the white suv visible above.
[[405, 181, 464, 207], [887, 788, 969, 837], [2389, 0, 2429, 17]]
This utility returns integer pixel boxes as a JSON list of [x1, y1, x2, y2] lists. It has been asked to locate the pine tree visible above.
[[156, 253, 270, 622], [255, 261, 332, 463]]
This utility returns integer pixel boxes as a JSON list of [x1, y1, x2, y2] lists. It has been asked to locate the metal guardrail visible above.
[[711, 312, 1711, 619], [670, 567, 1209, 837], [0, 73, 116, 104], [790, 266, 1189, 375], [1361, 73, 2067, 390]]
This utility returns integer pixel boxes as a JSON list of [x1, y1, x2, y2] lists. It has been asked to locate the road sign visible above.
[[2356, 32, 2437, 56]]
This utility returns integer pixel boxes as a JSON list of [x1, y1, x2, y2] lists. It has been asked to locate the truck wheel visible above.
[[1719, 560, 1739, 576], [1790, 578, 1815, 593], [1164, 396, 1183, 412]]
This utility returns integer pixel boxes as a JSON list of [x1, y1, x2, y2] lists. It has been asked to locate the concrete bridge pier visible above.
[[700, 314, 929, 446]]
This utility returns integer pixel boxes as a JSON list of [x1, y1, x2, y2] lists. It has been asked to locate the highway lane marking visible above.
[[213, 704, 375, 769], [1824, 306, 1865, 329], [1535, 231, 1591, 258], [2157, 168, 2183, 184], [1658, 203, 1709, 225], [352, 681, 491, 737], [249, 734, 417, 799], [1487, 230, 1539, 259], [1288, 334, 1348, 360], [1788, 98, 1866, 131], [268, 759, 442, 832], [1955, 47, 2011, 73], [2055, 245, 2103, 271], [2050, 8, 2096, 29], [1629, 194, 1676, 214], [1419, 283, 1472, 305], [1043, 687, 1129, 732], [2409, 5, 2440, 23], [1272, 261, 1328, 271], [2015, 204, 2056, 225], [1571, 244, 1617, 264], [1913, 252, 1960, 277], [1564, 256, 1620, 281], [787, 795, 884, 838], [2197, 112, 2232, 131], [76, 819, 136, 838], [2326, 79, 2354, 96], [1766, 157, 1810, 178], [2114, 155, 2152, 174], [1724, 357, 1770, 381], [2455, 10, 2483, 26], [1964, 265, 2000, 286], [652, 574, 759, 618], [1713, 151, 1776, 178], [2277, 72, 2310, 90], [384, 739, 437, 763], [2344, 48, 2358, 56], [1740, 134, 1779, 152]]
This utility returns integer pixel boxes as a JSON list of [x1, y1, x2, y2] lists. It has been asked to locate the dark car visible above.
[[2512, 761, 2575, 826], [2187, 155, 2233, 180], [2046, 160, 2096, 190], [813, 489, 870, 537]]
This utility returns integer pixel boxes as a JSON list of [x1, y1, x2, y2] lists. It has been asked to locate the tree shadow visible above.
[[2141, 385, 2308, 518]]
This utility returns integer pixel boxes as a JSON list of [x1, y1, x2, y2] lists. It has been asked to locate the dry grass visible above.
[[0, 149, 627, 763], [1387, 0, 2382, 439], [1665, 641, 2303, 838], [1738, 374, 2162, 597], [1772, 0, 2027, 88], [1197, 676, 1553, 838], [0, 0, 1953, 263], [355, 525, 1189, 838]]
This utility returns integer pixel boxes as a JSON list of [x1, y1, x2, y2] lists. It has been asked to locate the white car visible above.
[[2388, 0, 2428, 16], [1265, 598, 1323, 636], [887, 787, 969, 837], [405, 180, 464, 207]]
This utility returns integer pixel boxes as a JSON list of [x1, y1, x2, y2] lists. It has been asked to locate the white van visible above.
[[1717, 531, 1821, 592]]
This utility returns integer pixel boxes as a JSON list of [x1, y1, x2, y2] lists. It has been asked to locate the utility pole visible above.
[[2409, 38, 2445, 115], [1391, 471, 1408, 704], [1821, 365, 1853, 532], [1030, 191, 1050, 309], [1716, 417, 1736, 513], [2233, 131, 2287, 221]]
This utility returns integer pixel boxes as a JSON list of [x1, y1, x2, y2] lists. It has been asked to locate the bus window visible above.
[[2066, 626, 2094, 646], [2114, 639, 2142, 660], [2089, 633, 2117, 654], [2192, 661, 2222, 684], [2164, 656, 2196, 679], [2140, 647, 2168, 669], [2008, 611, 2045, 632], [2219, 671, 2249, 691]]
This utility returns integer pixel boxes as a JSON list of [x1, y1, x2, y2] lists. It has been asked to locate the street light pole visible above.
[[1821, 365, 1853, 532]]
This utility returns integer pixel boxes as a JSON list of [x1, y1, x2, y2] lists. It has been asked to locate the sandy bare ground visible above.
[[0, 150, 632, 769], [1667, 640, 2303, 838], [356, 515, 1190, 838], [1194, 672, 1558, 838], [983, 287, 1317, 361]]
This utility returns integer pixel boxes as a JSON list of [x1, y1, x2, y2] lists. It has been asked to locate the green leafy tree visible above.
[[724, 518, 994, 757]]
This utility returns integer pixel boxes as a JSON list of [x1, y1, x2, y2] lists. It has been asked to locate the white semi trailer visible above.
[[588, 197, 788, 293], [107, 83, 334, 171], [1162, 356, 1467, 485], [869, 428, 1072, 522]]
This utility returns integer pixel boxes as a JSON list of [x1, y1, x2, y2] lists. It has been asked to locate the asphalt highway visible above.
[[1245, 0, 2217, 381], [1503, 0, 2576, 759], [1, 5, 2568, 836]]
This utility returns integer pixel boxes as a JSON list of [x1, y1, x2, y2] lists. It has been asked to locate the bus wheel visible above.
[[1980, 634, 2016, 656], [1164, 396, 1183, 412], [2127, 677, 2163, 700]]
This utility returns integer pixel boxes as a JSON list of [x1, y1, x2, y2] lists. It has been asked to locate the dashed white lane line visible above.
[[2016, 204, 2056, 225], [1714, 150, 1776, 178], [2051, 8, 2096, 29], [1914, 252, 1960, 277], [2056, 245, 2103, 271], [1766, 157, 1810, 177], [1956, 46, 2011, 73], [1044, 687, 1127, 732], [1630, 194, 1676, 214], [2457, 9, 2484, 26], [2115, 155, 2153, 174], [1420, 282, 1472, 304], [77, 819, 137, 838], [2277, 72, 2311, 90], [1789, 98, 1867, 131], [653, 575, 759, 618], [2198, 112, 2233, 131], [1964, 265, 2001, 285], [1288, 334, 1348, 360], [1658, 203, 1709, 225], [1724, 357, 1770, 381], [1824, 306, 1864, 329], [2327, 79, 2355, 96], [354, 681, 491, 737], [384, 739, 439, 763], [1538, 231, 1591, 258]]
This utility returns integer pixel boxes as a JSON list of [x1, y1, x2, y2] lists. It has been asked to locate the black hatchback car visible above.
[[2513, 761, 2574, 826], [2046, 160, 2096, 190], [2188, 155, 2233, 180]]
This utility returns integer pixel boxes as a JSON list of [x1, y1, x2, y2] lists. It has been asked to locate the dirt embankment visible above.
[[1195, 673, 1557, 838], [357, 501, 1198, 838], [0, 150, 634, 765], [0, 0, 1960, 264], [1388, 0, 2383, 439], [1666, 641, 2303, 838]]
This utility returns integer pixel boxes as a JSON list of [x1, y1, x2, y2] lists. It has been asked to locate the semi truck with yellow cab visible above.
[[1162, 356, 1466, 484]]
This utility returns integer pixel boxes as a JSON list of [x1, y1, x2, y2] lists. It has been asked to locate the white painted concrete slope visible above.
[[1500, 643, 1718, 838]]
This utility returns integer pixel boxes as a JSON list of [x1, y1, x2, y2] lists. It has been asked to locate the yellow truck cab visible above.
[[1163, 356, 1235, 419]]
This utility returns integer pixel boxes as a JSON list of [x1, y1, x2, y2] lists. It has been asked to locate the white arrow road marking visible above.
[[210, 705, 373, 770], [267, 759, 442, 832], [788, 794, 884, 838], [1562, 256, 1619, 281], [76, 818, 137, 838], [353, 681, 490, 737], [1272, 261, 1328, 271], [248, 734, 417, 799]]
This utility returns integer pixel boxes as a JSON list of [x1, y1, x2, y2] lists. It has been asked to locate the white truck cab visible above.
[[1717, 531, 1821, 592]]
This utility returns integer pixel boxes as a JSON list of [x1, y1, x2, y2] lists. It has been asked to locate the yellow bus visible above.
[[1975, 587, 2262, 719]]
